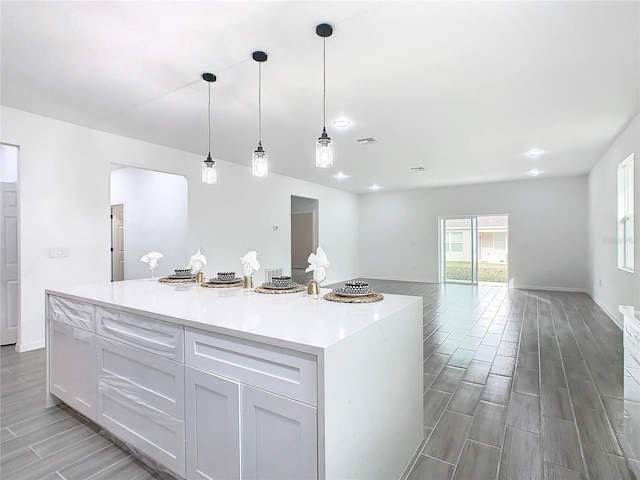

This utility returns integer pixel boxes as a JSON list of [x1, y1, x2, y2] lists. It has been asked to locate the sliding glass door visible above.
[[441, 217, 478, 284]]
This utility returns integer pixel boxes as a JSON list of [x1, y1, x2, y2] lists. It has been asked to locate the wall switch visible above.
[[49, 247, 68, 258], [273, 225, 279, 231]]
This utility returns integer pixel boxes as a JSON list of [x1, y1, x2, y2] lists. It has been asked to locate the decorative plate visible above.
[[332, 288, 376, 298], [208, 278, 242, 284], [168, 274, 195, 279], [261, 282, 299, 290]]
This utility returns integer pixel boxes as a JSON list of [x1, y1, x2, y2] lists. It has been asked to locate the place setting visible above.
[[159, 268, 197, 284], [255, 276, 306, 294], [201, 271, 243, 288], [324, 281, 384, 303]]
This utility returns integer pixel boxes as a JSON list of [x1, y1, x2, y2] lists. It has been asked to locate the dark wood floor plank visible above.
[[499, 426, 542, 480], [452, 440, 500, 480], [422, 411, 473, 464], [468, 401, 508, 448], [406, 455, 455, 480], [541, 416, 586, 473]]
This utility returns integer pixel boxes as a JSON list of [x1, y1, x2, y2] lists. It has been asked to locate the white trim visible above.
[[585, 290, 623, 330], [358, 274, 437, 284], [16, 339, 45, 352], [513, 284, 587, 293]]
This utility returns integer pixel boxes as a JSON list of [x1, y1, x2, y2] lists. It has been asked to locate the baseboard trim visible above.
[[585, 291, 623, 330], [16, 340, 45, 352], [514, 284, 588, 293], [358, 274, 437, 284]]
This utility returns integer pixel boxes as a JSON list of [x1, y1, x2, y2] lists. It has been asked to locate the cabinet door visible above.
[[50, 320, 73, 402], [69, 327, 97, 420], [242, 386, 317, 480], [185, 366, 241, 480]]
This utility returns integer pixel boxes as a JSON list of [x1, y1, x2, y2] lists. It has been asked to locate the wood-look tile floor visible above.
[[0, 280, 637, 479]]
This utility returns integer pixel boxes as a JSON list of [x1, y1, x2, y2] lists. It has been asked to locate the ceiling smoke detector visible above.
[[356, 137, 377, 144], [411, 166, 426, 172]]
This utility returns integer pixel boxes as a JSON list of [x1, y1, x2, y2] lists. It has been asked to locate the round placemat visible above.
[[159, 276, 196, 284], [323, 292, 384, 303], [254, 285, 306, 294], [201, 281, 242, 288]]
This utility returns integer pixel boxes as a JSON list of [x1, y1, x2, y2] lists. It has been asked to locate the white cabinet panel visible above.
[[97, 381, 185, 478], [97, 337, 184, 419], [185, 366, 241, 480], [50, 320, 73, 401], [96, 306, 184, 361], [49, 321, 97, 420], [242, 386, 317, 480], [69, 327, 97, 420], [48, 295, 95, 332], [185, 328, 317, 406]]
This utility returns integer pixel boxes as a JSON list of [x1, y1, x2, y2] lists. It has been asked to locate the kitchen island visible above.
[[45, 279, 424, 480]]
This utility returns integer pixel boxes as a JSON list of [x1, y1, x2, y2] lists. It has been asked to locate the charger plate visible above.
[[254, 285, 306, 294], [323, 292, 384, 303]]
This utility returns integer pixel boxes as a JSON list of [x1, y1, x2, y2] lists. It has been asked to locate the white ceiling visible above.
[[2, 1, 639, 193]]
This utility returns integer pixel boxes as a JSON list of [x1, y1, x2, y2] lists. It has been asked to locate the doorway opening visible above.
[[1, 144, 20, 346], [110, 165, 188, 280], [291, 196, 318, 285], [440, 215, 508, 285], [111, 204, 125, 282]]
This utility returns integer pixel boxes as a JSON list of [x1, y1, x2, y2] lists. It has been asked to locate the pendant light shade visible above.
[[316, 23, 333, 169], [202, 72, 217, 184], [251, 51, 269, 177]]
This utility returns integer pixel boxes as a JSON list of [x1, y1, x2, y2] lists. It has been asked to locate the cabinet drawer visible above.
[[185, 328, 317, 406], [97, 337, 184, 419], [97, 381, 185, 478], [48, 295, 95, 332], [96, 306, 183, 361]]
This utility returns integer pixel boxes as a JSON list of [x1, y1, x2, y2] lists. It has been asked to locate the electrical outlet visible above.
[[49, 247, 68, 258]]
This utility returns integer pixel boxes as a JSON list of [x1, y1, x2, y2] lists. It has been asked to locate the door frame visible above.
[[439, 215, 479, 285], [0, 143, 21, 347]]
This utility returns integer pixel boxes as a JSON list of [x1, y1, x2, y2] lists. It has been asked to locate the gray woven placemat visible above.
[[254, 285, 306, 294], [323, 292, 384, 303], [201, 281, 242, 288], [159, 277, 196, 284]]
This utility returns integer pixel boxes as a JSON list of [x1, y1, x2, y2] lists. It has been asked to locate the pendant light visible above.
[[251, 51, 269, 177], [202, 72, 217, 184], [316, 23, 333, 168]]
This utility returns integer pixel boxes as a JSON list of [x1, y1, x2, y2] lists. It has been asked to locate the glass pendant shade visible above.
[[202, 154, 217, 184], [252, 144, 269, 177], [315, 127, 333, 168]]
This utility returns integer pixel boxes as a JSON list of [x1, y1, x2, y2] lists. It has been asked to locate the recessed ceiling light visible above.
[[526, 148, 545, 158], [370, 184, 382, 191], [528, 169, 541, 177], [334, 171, 350, 180], [333, 119, 352, 128], [411, 167, 426, 172], [357, 137, 377, 144]]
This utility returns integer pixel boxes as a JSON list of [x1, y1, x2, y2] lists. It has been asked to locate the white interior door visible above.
[[111, 204, 125, 281], [1, 182, 19, 345]]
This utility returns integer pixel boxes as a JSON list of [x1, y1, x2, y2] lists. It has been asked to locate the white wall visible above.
[[1, 106, 360, 351], [359, 176, 589, 291], [588, 114, 639, 325], [110, 167, 188, 280]]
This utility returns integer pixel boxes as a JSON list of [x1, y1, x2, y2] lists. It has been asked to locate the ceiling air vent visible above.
[[356, 137, 377, 144], [411, 167, 426, 172]]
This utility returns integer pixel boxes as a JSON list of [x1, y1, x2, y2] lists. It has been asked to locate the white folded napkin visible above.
[[140, 251, 163, 270], [240, 251, 260, 277], [185, 248, 207, 273], [305, 246, 330, 282]]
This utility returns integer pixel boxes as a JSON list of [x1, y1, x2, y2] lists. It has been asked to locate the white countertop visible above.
[[47, 279, 422, 353], [620, 305, 640, 322]]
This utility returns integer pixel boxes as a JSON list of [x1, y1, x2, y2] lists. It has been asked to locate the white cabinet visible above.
[[49, 320, 97, 420], [242, 386, 318, 480], [185, 366, 241, 480], [184, 329, 318, 480]]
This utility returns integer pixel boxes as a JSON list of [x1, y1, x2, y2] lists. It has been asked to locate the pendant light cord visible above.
[[323, 37, 326, 128], [208, 81, 211, 155], [259, 62, 262, 144]]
